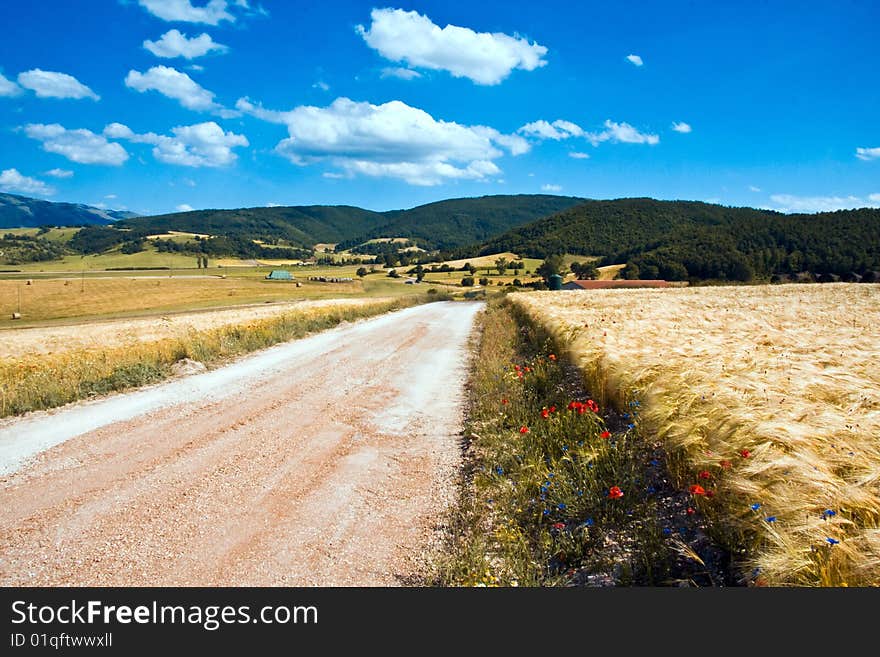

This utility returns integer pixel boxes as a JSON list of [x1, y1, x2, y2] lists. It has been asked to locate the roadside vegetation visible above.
[[0, 294, 446, 418], [436, 297, 730, 586], [511, 284, 880, 586]]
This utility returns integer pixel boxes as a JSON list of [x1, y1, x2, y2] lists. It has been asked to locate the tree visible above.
[[536, 254, 564, 284], [460, 276, 475, 287], [570, 261, 598, 280], [478, 277, 489, 286], [356, 267, 368, 278], [495, 257, 509, 276], [388, 269, 400, 278]]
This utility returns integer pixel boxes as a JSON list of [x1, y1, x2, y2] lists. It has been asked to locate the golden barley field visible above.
[[511, 283, 880, 586]]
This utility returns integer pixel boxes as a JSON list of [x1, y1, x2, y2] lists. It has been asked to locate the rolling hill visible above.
[[118, 194, 584, 251], [0, 193, 137, 229], [478, 198, 880, 280]]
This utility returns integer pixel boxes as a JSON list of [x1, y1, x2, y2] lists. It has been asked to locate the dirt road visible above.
[[0, 301, 482, 586]]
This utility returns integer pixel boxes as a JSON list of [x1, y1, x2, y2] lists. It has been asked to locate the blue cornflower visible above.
[[765, 516, 777, 523], [561, 445, 568, 452], [548, 473, 555, 478], [750, 503, 762, 511], [557, 503, 567, 511], [627, 423, 635, 430], [647, 486, 657, 495], [542, 509, 550, 516], [582, 518, 595, 527], [826, 537, 840, 545], [662, 527, 672, 536], [649, 459, 660, 467], [823, 509, 837, 518], [495, 466, 504, 475], [576, 490, 583, 497], [623, 413, 630, 419]]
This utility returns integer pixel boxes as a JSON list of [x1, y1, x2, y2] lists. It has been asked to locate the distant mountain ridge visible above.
[[0, 193, 138, 229]]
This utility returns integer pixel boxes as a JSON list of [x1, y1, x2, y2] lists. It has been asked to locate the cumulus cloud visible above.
[[0, 72, 22, 97], [380, 67, 422, 80], [768, 193, 880, 213], [144, 29, 229, 59], [236, 96, 526, 185], [586, 120, 659, 145], [748, 185, 761, 192], [176, 203, 195, 211], [17, 69, 99, 100], [45, 168, 74, 178], [569, 151, 590, 159], [856, 146, 880, 161], [138, 0, 233, 24], [0, 168, 55, 196], [104, 121, 248, 167], [312, 81, 330, 91], [24, 123, 129, 165], [541, 183, 562, 192], [125, 66, 237, 117], [356, 8, 548, 85], [519, 119, 584, 141], [671, 121, 692, 133], [626, 54, 643, 66]]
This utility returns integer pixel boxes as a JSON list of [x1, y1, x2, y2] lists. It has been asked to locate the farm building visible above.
[[265, 270, 294, 280], [562, 279, 678, 290]]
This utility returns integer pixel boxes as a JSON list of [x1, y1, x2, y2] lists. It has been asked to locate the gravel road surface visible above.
[[0, 301, 482, 585]]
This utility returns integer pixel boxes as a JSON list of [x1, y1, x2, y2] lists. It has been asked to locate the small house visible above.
[[265, 270, 293, 280]]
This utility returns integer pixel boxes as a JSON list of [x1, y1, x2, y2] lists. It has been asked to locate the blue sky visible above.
[[0, 0, 878, 215]]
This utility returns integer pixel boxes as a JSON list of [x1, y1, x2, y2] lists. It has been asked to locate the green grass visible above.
[[434, 298, 726, 587]]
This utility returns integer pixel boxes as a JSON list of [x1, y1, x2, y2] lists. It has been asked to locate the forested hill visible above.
[[479, 198, 880, 280], [336, 194, 584, 250], [119, 194, 584, 251], [0, 193, 137, 228]]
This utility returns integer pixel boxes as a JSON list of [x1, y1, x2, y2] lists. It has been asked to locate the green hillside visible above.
[[479, 198, 880, 281]]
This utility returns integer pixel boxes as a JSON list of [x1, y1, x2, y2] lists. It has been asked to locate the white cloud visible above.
[[519, 119, 584, 141], [0, 168, 55, 196], [768, 193, 880, 213], [586, 120, 659, 145], [265, 202, 282, 207], [144, 29, 229, 59], [237, 96, 526, 186], [380, 67, 422, 80], [313, 81, 330, 91], [125, 65, 237, 117], [541, 183, 562, 192], [45, 168, 74, 178], [24, 123, 129, 165], [17, 69, 99, 100], [671, 121, 692, 133], [105, 121, 248, 167], [189, 64, 205, 72], [856, 146, 880, 161], [748, 185, 761, 192], [0, 72, 22, 97], [626, 54, 643, 67], [104, 194, 118, 199], [356, 8, 548, 85], [176, 203, 195, 212], [138, 0, 233, 24], [569, 151, 590, 159]]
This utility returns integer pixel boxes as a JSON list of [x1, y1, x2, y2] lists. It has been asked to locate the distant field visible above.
[[512, 284, 880, 586]]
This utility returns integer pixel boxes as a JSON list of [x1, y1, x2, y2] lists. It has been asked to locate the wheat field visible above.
[[511, 283, 880, 586]]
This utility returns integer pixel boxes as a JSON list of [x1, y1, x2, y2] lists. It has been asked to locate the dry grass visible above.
[[511, 283, 880, 586], [0, 295, 439, 418]]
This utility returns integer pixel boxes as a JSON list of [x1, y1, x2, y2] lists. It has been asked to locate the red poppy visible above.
[[567, 401, 580, 411], [525, 367, 531, 373], [549, 354, 557, 361], [541, 409, 550, 419], [586, 400, 599, 413], [519, 426, 529, 434], [517, 372, 524, 379], [698, 470, 711, 480], [689, 484, 706, 495], [600, 431, 611, 439], [501, 398, 509, 405], [705, 490, 716, 498], [686, 507, 696, 515], [577, 406, 587, 415], [551, 522, 565, 530], [740, 449, 752, 458], [549, 405, 556, 413], [514, 364, 521, 371], [608, 486, 624, 499], [720, 460, 732, 469]]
